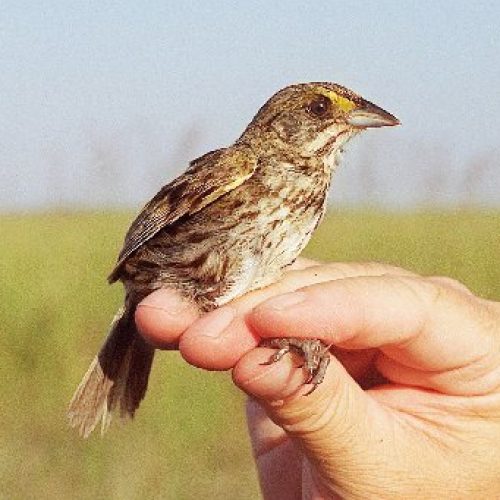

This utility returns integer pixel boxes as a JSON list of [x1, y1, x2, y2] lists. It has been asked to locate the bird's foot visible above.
[[260, 338, 331, 395]]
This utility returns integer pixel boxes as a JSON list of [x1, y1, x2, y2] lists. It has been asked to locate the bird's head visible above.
[[241, 82, 399, 161]]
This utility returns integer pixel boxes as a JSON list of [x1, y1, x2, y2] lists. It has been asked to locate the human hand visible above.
[[135, 261, 500, 499]]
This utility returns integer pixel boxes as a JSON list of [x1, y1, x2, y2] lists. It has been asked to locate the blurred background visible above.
[[1, 1, 499, 498]]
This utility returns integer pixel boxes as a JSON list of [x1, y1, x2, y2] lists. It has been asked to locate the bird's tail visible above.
[[67, 306, 155, 438]]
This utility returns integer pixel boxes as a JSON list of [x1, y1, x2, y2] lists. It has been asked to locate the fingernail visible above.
[[138, 289, 193, 315], [189, 306, 236, 338], [259, 291, 307, 311]]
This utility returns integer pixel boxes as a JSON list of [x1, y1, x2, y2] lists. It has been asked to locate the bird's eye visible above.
[[307, 96, 331, 117]]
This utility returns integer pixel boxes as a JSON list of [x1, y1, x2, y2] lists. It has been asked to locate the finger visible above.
[[233, 343, 381, 489], [135, 289, 200, 348], [179, 262, 416, 370], [427, 275, 474, 296], [289, 256, 319, 270], [250, 275, 499, 394]]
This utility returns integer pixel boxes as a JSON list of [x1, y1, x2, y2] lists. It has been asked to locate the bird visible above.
[[68, 82, 399, 437]]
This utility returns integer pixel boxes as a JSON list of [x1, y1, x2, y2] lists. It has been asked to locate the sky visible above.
[[1, 0, 500, 210]]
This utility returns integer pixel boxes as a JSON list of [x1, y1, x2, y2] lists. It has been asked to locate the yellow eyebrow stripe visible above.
[[315, 88, 356, 112]]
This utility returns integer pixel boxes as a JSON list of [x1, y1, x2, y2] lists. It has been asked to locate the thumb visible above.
[[232, 343, 380, 483]]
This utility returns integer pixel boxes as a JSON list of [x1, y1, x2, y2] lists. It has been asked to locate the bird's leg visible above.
[[303, 353, 331, 395], [260, 338, 331, 394], [260, 338, 291, 364]]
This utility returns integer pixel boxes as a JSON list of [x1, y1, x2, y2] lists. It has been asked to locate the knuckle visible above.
[[427, 275, 473, 295]]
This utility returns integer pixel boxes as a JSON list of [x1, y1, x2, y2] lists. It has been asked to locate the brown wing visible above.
[[108, 146, 257, 283]]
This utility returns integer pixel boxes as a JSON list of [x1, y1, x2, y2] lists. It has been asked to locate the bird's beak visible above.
[[347, 102, 400, 128]]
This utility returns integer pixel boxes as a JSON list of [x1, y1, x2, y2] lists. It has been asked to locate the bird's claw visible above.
[[259, 338, 331, 394], [260, 345, 290, 365]]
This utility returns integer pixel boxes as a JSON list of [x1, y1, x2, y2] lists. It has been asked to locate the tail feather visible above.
[[68, 307, 155, 438]]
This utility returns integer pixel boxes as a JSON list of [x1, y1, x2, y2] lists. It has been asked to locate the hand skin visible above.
[[135, 260, 500, 499]]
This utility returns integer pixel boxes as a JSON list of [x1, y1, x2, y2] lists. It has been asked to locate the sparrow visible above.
[[68, 82, 399, 437]]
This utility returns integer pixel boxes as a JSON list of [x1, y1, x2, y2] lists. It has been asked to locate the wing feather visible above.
[[108, 146, 257, 282]]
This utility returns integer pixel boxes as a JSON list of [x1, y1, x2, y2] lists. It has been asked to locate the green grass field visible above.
[[1, 209, 499, 499]]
